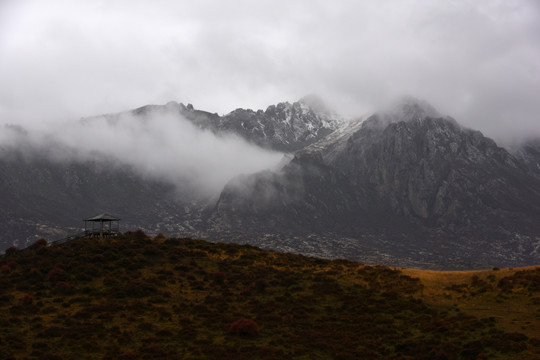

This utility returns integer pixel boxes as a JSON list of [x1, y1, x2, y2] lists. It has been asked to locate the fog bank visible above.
[[0, 109, 283, 194]]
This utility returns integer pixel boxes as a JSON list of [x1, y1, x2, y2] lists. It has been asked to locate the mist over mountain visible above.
[[206, 97, 540, 268], [0, 148, 193, 247], [508, 138, 540, 180], [0, 97, 341, 248], [1, 106, 284, 195], [1, 95, 539, 269]]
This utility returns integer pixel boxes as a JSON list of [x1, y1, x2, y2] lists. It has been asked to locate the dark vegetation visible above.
[[0, 231, 539, 359]]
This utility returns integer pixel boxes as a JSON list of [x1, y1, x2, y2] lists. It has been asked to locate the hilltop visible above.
[[1, 232, 539, 359]]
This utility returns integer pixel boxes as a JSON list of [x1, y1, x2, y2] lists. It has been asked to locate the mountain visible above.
[[1, 233, 539, 359], [128, 95, 343, 152], [206, 98, 540, 268], [218, 95, 343, 152], [0, 146, 205, 249], [1, 96, 539, 269], [511, 137, 540, 179], [0, 96, 340, 250]]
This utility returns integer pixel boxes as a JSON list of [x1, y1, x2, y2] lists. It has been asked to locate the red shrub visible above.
[[282, 313, 294, 324], [55, 281, 74, 294], [21, 294, 34, 305], [33, 238, 48, 247], [212, 272, 227, 284], [47, 267, 66, 281], [37, 246, 49, 255], [54, 262, 67, 270], [0, 264, 11, 274], [29, 267, 41, 276], [228, 318, 259, 336], [138, 343, 169, 357], [254, 278, 269, 293], [92, 254, 105, 262], [103, 275, 117, 286], [117, 351, 140, 360], [241, 286, 252, 295]]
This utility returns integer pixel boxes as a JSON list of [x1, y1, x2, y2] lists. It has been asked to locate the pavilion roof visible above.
[[84, 213, 121, 222]]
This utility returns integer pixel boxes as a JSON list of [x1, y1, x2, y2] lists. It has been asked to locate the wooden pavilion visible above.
[[83, 214, 121, 238]]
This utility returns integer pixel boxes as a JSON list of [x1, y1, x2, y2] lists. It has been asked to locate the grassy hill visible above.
[[1, 232, 539, 359]]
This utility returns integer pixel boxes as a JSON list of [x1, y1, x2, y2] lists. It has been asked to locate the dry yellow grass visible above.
[[402, 266, 540, 340]]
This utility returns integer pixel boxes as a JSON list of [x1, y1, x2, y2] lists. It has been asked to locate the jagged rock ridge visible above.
[[181, 95, 343, 152], [127, 95, 343, 152]]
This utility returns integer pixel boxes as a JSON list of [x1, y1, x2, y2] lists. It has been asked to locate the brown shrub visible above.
[[103, 275, 118, 286], [5, 246, 18, 256], [282, 313, 294, 324], [55, 281, 74, 294], [133, 229, 148, 240], [21, 294, 34, 305], [29, 267, 41, 276], [212, 272, 227, 284], [254, 278, 269, 293], [228, 318, 259, 336], [47, 267, 66, 281], [241, 286, 252, 296], [118, 280, 157, 297], [33, 238, 48, 247], [116, 351, 140, 360], [0, 264, 11, 274]]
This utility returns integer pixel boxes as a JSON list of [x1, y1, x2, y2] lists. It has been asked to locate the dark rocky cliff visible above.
[[207, 99, 540, 268]]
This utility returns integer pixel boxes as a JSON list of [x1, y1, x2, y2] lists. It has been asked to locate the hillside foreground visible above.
[[1, 232, 539, 359]]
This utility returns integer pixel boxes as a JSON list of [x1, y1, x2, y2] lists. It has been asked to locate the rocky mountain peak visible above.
[[208, 98, 540, 268], [298, 94, 332, 114], [218, 96, 343, 152], [509, 137, 540, 179], [357, 96, 444, 133], [389, 96, 440, 120]]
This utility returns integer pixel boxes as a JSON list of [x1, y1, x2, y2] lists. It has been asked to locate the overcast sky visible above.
[[1, 0, 539, 142]]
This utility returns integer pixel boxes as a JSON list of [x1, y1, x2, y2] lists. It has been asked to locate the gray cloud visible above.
[[0, 109, 283, 194], [1, 0, 539, 143]]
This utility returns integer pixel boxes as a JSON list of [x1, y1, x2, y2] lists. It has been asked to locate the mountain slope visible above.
[[2, 96, 539, 269], [332, 112, 540, 235], [0, 148, 204, 249], [0, 96, 340, 249], [511, 138, 540, 179], [207, 98, 540, 268], [1, 233, 538, 359]]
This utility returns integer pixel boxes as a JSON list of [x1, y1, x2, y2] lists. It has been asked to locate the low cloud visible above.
[[0, 108, 283, 194]]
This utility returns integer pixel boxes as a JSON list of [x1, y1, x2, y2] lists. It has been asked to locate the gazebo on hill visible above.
[[84, 213, 121, 238]]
